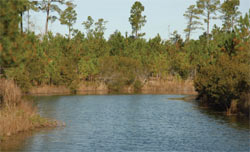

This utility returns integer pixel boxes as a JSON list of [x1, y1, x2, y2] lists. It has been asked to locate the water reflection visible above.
[[1, 95, 249, 152], [194, 104, 249, 130]]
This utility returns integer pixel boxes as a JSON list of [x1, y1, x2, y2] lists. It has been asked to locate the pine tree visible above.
[[183, 5, 203, 41], [82, 16, 94, 38], [220, 0, 241, 31], [129, 1, 147, 38], [38, 0, 65, 35], [0, 0, 20, 39], [94, 18, 108, 39], [196, 0, 220, 38], [60, 1, 77, 39]]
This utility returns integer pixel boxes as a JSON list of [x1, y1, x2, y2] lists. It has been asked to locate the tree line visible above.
[[0, 0, 249, 114]]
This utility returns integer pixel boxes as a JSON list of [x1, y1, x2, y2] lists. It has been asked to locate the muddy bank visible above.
[[29, 78, 197, 95]]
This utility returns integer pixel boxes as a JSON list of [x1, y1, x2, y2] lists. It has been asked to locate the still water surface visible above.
[[1, 95, 249, 151]]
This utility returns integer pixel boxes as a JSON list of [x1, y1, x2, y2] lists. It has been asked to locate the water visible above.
[[1, 95, 249, 152]]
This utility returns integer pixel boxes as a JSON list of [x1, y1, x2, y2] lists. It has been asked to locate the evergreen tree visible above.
[[16, 0, 30, 34], [220, 0, 240, 31], [0, 0, 22, 68], [94, 18, 108, 39], [183, 5, 203, 41], [129, 1, 146, 38], [196, 0, 220, 38], [26, 0, 39, 33], [38, 0, 65, 35], [0, 0, 21, 39], [82, 16, 94, 38], [237, 10, 250, 31], [60, 1, 77, 39]]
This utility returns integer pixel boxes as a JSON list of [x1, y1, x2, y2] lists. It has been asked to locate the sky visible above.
[[28, 0, 250, 40]]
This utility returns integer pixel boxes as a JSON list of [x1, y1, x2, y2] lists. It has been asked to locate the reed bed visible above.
[[0, 79, 63, 139]]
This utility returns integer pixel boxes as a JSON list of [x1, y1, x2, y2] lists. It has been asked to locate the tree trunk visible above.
[[68, 26, 71, 39], [187, 15, 193, 41], [45, 2, 50, 35], [207, 12, 210, 39], [20, 12, 23, 34], [27, 9, 30, 33], [231, 17, 234, 31]]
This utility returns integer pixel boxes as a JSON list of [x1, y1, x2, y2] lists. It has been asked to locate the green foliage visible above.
[[108, 31, 125, 56], [82, 16, 107, 40], [99, 56, 142, 92], [133, 80, 143, 92], [129, 1, 146, 38], [170, 51, 191, 80], [78, 56, 99, 80], [94, 18, 108, 39], [196, 0, 220, 35], [170, 31, 184, 48], [220, 0, 240, 31], [38, 0, 65, 34], [183, 5, 203, 40], [5, 65, 31, 92], [194, 51, 250, 110], [60, 1, 77, 39], [82, 16, 94, 38]]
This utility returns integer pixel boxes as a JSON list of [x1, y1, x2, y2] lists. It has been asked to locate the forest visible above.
[[0, 0, 249, 116]]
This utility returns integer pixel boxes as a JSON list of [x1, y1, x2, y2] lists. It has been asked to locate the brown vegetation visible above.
[[142, 77, 196, 95], [0, 79, 63, 140], [29, 85, 71, 95], [0, 79, 22, 109], [27, 77, 196, 95]]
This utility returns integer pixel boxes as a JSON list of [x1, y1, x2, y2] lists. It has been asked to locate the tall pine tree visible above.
[[60, 1, 77, 39], [220, 0, 241, 31], [183, 5, 203, 41], [129, 1, 147, 38], [196, 0, 220, 38]]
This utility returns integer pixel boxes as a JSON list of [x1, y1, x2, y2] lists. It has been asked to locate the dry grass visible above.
[[29, 85, 70, 95], [0, 79, 63, 139], [77, 81, 108, 94], [142, 76, 197, 95], [0, 102, 51, 137], [28, 77, 196, 95], [0, 79, 22, 109]]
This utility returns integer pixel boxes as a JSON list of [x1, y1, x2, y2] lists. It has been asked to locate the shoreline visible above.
[[28, 78, 197, 96], [25, 78, 249, 117], [0, 79, 65, 141]]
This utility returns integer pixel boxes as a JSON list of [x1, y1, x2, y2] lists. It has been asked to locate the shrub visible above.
[[106, 79, 125, 92], [133, 80, 143, 92], [194, 52, 250, 111]]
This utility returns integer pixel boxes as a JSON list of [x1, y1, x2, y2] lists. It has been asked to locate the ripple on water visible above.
[[1, 94, 249, 152]]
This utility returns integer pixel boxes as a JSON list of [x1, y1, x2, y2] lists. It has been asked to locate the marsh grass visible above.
[[0, 79, 63, 139], [141, 76, 196, 94]]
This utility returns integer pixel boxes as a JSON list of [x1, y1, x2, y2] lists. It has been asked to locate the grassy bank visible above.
[[27, 76, 197, 95], [0, 79, 63, 140]]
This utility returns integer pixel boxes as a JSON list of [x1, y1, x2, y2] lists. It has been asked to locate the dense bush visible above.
[[194, 51, 250, 110]]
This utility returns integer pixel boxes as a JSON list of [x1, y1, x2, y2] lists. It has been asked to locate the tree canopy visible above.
[[129, 1, 147, 38]]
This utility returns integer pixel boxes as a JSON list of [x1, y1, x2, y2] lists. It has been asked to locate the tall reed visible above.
[[0, 79, 61, 138]]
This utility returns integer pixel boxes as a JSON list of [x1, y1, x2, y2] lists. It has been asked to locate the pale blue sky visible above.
[[29, 0, 250, 40]]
